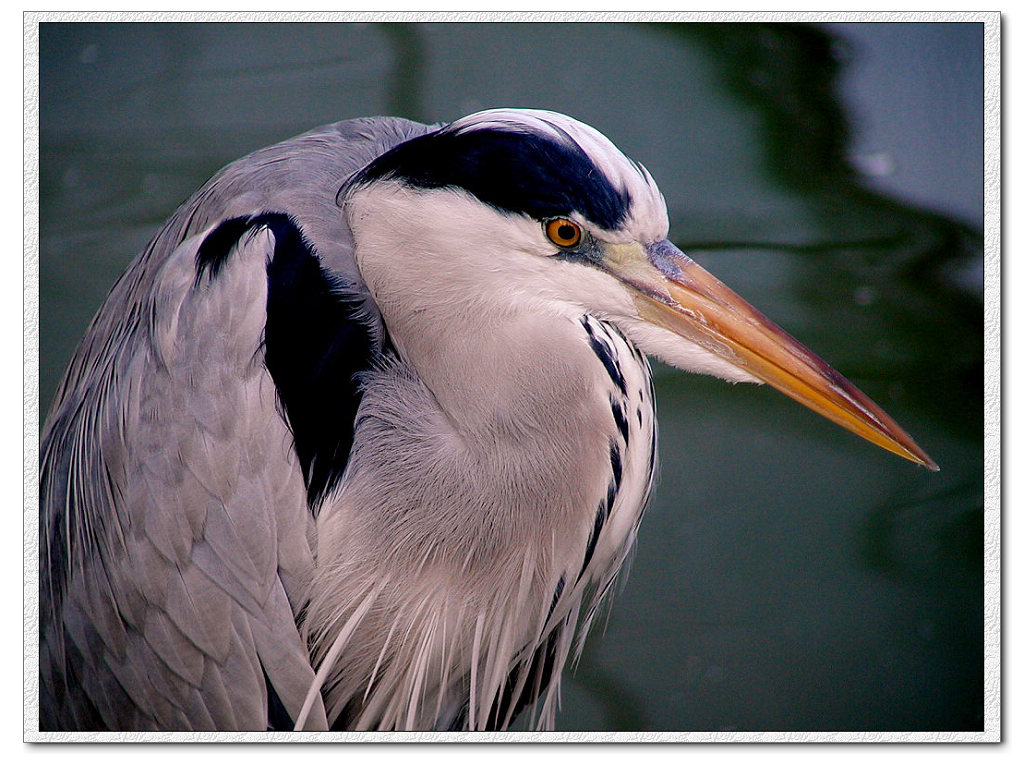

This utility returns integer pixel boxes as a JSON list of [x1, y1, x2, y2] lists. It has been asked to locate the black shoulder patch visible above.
[[260, 213, 379, 512], [262, 666, 294, 731], [353, 125, 631, 231], [197, 212, 379, 512], [194, 215, 259, 284]]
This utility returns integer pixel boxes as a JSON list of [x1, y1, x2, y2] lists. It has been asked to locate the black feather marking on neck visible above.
[[488, 628, 562, 731], [582, 317, 627, 396], [547, 574, 566, 622], [352, 124, 631, 230], [580, 497, 608, 579], [193, 212, 379, 513], [609, 440, 623, 490], [610, 394, 630, 446]]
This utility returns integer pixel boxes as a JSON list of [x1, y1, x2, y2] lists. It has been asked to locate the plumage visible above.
[[39, 109, 935, 733]]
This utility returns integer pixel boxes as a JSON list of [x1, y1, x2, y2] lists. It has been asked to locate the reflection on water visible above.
[[37, 20, 985, 732]]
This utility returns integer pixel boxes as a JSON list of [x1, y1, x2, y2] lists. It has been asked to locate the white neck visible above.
[[298, 183, 657, 729]]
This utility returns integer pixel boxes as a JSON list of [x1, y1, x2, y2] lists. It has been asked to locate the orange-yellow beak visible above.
[[602, 239, 938, 470]]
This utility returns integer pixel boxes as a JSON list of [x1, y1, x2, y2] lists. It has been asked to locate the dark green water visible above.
[[37, 21, 985, 732]]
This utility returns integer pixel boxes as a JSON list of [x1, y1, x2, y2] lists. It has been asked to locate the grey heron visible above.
[[39, 108, 936, 732]]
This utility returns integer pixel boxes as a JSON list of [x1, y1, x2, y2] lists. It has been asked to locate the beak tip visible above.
[[899, 441, 939, 472], [880, 426, 938, 472]]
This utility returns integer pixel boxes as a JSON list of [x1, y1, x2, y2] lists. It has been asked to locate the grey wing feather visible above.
[[39, 116, 433, 731]]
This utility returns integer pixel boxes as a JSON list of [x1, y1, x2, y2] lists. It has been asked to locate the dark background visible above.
[[37, 21, 986, 732]]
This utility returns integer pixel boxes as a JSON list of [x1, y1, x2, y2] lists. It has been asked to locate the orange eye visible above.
[[545, 218, 582, 249]]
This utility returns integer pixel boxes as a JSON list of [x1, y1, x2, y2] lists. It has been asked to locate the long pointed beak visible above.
[[601, 239, 938, 470]]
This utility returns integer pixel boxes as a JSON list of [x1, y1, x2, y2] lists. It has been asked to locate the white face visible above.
[[344, 176, 758, 385], [346, 179, 633, 312], [343, 108, 759, 383]]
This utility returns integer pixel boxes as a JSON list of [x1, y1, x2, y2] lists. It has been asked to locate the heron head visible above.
[[341, 108, 936, 470]]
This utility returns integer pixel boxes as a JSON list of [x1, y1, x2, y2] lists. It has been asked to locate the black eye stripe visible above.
[[354, 126, 631, 231]]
